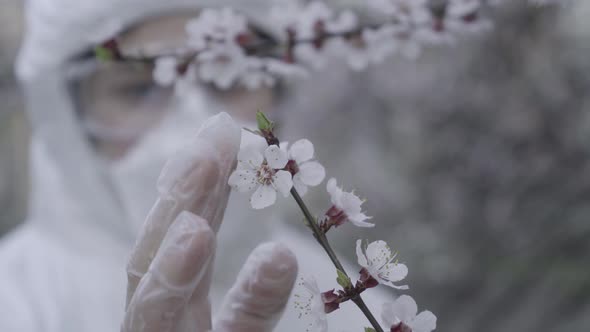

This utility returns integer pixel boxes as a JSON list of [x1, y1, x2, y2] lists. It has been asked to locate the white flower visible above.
[[326, 178, 373, 227], [282, 139, 325, 196], [381, 295, 437, 332], [153, 56, 179, 86], [238, 58, 276, 90], [184, 7, 255, 89], [294, 44, 329, 69], [228, 143, 293, 209], [356, 239, 408, 289], [184, 6, 308, 89], [344, 26, 397, 71], [197, 43, 248, 89], [293, 276, 328, 332], [271, 0, 358, 69], [363, 0, 433, 58], [186, 7, 247, 50]]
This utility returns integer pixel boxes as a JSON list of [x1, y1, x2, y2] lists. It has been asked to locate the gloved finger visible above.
[[157, 111, 240, 234], [214, 242, 298, 332], [122, 211, 215, 332], [126, 112, 241, 306], [173, 264, 215, 332]]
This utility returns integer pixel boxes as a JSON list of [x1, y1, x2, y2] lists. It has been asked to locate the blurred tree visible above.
[[281, 2, 590, 332]]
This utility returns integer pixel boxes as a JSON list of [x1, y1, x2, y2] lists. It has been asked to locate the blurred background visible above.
[[1, 1, 589, 331], [280, 2, 590, 331]]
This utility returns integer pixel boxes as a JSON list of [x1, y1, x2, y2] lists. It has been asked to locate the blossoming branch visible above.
[[93, 0, 570, 91], [227, 112, 436, 332]]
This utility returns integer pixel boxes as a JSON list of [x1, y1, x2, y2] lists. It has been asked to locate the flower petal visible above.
[[241, 131, 268, 153], [153, 57, 178, 86], [238, 146, 264, 169], [340, 191, 363, 216], [356, 239, 368, 268], [302, 275, 321, 295], [366, 240, 391, 268], [297, 275, 328, 332], [289, 139, 314, 163], [326, 178, 342, 206], [381, 263, 409, 289], [302, 276, 326, 325], [390, 295, 418, 323], [348, 213, 375, 227], [264, 145, 289, 169], [410, 310, 437, 332], [390, 284, 409, 290], [298, 161, 326, 186], [273, 170, 293, 197], [326, 178, 338, 194], [250, 185, 276, 209], [228, 169, 257, 192], [280, 141, 289, 155], [313, 316, 328, 332], [293, 174, 309, 196], [381, 302, 400, 328], [386, 263, 409, 283]]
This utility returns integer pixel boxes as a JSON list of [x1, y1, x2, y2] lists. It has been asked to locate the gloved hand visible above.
[[121, 113, 298, 332]]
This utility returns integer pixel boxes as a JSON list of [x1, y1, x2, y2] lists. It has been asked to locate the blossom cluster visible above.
[[293, 240, 435, 332], [96, 0, 569, 91], [151, 7, 307, 91], [228, 137, 326, 209], [228, 114, 436, 332]]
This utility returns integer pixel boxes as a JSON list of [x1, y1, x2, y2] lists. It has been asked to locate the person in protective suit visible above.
[[0, 0, 389, 331]]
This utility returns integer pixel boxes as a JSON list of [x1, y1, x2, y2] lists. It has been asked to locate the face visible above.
[[76, 12, 275, 160]]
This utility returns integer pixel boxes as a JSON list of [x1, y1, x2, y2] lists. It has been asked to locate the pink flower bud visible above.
[[321, 289, 341, 313]]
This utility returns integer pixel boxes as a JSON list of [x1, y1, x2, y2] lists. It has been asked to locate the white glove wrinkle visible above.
[[123, 212, 214, 332], [214, 242, 298, 332]]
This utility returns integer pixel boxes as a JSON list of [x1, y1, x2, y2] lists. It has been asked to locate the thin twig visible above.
[[290, 188, 347, 274], [290, 188, 385, 332]]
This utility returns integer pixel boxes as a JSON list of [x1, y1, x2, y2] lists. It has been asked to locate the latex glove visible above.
[[121, 113, 298, 332]]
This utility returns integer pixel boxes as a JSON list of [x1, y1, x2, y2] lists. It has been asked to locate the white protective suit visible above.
[[1, 0, 390, 331]]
